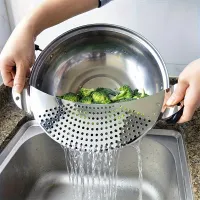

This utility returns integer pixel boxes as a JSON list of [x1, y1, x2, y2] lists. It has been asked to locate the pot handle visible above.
[[12, 83, 32, 114], [165, 106, 184, 124], [160, 84, 184, 124], [11, 44, 42, 114]]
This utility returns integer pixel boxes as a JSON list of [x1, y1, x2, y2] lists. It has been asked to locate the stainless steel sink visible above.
[[0, 121, 193, 200]]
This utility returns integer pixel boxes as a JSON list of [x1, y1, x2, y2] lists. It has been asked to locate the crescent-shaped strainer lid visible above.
[[13, 85, 183, 152]]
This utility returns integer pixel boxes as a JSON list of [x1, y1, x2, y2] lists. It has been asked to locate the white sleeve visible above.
[[98, 0, 113, 7]]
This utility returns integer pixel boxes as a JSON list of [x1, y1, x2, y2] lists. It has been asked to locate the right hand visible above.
[[167, 58, 200, 123], [0, 22, 36, 93]]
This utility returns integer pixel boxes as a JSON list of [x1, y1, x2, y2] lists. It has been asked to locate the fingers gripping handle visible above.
[[161, 84, 184, 124], [12, 44, 42, 73], [166, 106, 184, 124], [12, 44, 42, 114]]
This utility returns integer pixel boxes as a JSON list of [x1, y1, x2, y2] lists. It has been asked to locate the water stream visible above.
[[63, 140, 143, 200], [133, 140, 143, 200], [64, 147, 119, 200]]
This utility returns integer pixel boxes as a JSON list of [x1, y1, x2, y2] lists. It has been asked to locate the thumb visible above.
[[166, 81, 188, 106], [13, 62, 27, 93]]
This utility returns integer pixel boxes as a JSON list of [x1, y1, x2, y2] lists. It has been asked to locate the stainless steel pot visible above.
[[14, 24, 183, 121], [30, 24, 169, 96], [14, 24, 170, 108], [12, 24, 183, 151]]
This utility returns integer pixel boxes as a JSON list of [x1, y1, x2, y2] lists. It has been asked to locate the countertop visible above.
[[0, 83, 199, 199]]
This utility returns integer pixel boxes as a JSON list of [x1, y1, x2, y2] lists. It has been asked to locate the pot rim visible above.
[[30, 23, 169, 89]]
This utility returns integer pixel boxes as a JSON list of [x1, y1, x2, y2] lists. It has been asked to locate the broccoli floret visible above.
[[111, 85, 134, 102], [133, 89, 139, 95], [132, 89, 149, 99], [61, 92, 79, 102], [95, 87, 117, 96], [60, 86, 148, 104], [80, 96, 93, 104], [92, 91, 111, 104], [119, 85, 134, 97], [78, 88, 94, 97], [132, 89, 140, 99]]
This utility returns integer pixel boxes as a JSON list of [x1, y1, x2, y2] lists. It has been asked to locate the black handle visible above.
[[165, 106, 184, 124], [34, 44, 42, 51]]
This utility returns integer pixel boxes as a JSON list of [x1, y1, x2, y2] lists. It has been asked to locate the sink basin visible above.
[[0, 121, 193, 200]]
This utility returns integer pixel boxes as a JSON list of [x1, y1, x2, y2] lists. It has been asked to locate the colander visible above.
[[12, 24, 183, 152]]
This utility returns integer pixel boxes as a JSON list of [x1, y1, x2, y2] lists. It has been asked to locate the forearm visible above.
[[22, 0, 98, 37]]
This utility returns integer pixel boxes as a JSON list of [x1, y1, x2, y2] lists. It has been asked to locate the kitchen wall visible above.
[[3, 0, 200, 77], [0, 0, 11, 84]]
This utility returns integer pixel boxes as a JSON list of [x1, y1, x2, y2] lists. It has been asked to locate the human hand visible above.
[[167, 59, 200, 123], [0, 0, 100, 94], [0, 22, 35, 93]]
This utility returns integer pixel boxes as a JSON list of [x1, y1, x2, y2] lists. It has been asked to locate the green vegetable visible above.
[[61, 92, 79, 102], [133, 88, 149, 99], [80, 96, 93, 104], [111, 85, 133, 102], [59, 85, 148, 104], [95, 87, 117, 96], [92, 91, 111, 104], [78, 88, 94, 97]]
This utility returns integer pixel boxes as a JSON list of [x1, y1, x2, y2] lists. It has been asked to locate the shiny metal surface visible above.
[[12, 85, 183, 152], [30, 24, 169, 95], [12, 24, 173, 151], [12, 84, 31, 114], [160, 84, 184, 120], [0, 121, 193, 200]]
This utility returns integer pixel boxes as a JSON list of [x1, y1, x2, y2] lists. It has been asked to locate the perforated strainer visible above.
[[12, 24, 183, 152], [12, 85, 183, 152]]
